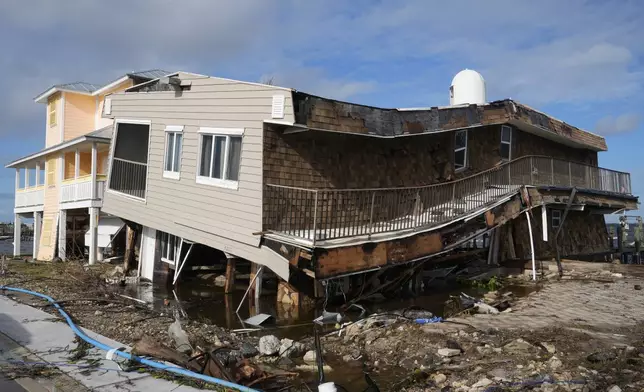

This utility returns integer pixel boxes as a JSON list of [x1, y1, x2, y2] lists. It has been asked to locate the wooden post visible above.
[[33, 211, 41, 259], [13, 214, 21, 257], [224, 257, 236, 294], [507, 223, 517, 259], [123, 224, 137, 273], [248, 262, 263, 301]]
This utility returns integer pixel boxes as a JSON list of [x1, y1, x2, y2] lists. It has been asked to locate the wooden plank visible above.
[[224, 257, 236, 294]]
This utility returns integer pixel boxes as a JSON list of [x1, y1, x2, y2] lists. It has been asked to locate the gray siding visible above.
[[102, 72, 294, 279]]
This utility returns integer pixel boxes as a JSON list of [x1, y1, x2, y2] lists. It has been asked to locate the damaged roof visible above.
[[34, 69, 171, 103], [291, 92, 607, 151]]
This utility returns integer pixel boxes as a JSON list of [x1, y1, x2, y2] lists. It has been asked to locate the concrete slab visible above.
[[0, 296, 203, 391]]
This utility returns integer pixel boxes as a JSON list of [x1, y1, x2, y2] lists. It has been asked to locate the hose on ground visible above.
[[0, 286, 260, 392]]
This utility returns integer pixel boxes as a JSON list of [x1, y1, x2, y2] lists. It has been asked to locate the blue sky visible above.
[[0, 0, 642, 221]]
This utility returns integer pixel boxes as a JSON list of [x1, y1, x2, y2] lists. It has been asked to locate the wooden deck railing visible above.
[[263, 155, 632, 243]]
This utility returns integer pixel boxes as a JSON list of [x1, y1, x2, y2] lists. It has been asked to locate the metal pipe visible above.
[[525, 210, 537, 281], [235, 266, 263, 314]]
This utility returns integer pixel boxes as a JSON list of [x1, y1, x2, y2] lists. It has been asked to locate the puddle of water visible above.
[[123, 274, 538, 390]]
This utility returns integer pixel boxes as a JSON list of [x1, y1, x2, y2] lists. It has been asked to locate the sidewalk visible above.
[[0, 295, 204, 392]]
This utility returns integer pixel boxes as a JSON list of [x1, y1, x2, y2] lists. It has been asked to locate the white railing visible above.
[[15, 187, 44, 208], [60, 178, 106, 203]]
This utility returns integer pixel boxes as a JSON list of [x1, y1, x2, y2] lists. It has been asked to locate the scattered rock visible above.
[[303, 350, 317, 363], [549, 356, 563, 370], [258, 335, 281, 356], [488, 368, 511, 381], [587, 351, 617, 363], [471, 377, 493, 390], [503, 339, 533, 354], [612, 273, 623, 278], [540, 342, 556, 354], [432, 373, 447, 384], [240, 342, 258, 358], [344, 323, 362, 337], [446, 339, 463, 352], [474, 303, 500, 314], [437, 348, 461, 358], [607, 386, 622, 392], [109, 266, 124, 277], [167, 319, 192, 354], [213, 275, 227, 287], [476, 345, 494, 356], [634, 285, 642, 290], [276, 357, 294, 367], [279, 338, 306, 358], [94, 310, 103, 316]]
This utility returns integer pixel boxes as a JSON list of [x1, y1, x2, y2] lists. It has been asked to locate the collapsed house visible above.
[[98, 69, 637, 299], [8, 68, 638, 301]]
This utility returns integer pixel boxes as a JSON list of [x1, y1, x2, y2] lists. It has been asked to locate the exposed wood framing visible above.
[[314, 232, 442, 279], [123, 224, 137, 273], [224, 257, 236, 294]]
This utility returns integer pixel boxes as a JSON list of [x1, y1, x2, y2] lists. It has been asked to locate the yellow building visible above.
[[6, 70, 169, 262]]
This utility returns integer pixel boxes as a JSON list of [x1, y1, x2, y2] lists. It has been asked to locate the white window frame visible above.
[[551, 209, 562, 229], [160, 232, 181, 265], [163, 125, 184, 180], [454, 129, 468, 171], [500, 125, 512, 161], [196, 127, 244, 190]]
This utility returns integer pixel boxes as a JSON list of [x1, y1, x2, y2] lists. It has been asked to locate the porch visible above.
[[60, 144, 109, 206], [263, 155, 633, 247]]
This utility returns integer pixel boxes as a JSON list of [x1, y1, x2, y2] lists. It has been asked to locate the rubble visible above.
[[258, 335, 281, 356]]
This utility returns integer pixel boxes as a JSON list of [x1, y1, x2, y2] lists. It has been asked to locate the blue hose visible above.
[[0, 286, 260, 392]]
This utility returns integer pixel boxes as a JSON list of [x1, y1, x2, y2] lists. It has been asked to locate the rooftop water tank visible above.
[[449, 69, 486, 105]]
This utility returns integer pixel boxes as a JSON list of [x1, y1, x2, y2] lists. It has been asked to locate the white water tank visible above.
[[449, 69, 486, 105]]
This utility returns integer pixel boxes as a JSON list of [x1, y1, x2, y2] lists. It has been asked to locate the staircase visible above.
[[264, 155, 632, 246]]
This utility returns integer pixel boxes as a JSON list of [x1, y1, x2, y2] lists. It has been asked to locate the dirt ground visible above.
[[324, 265, 644, 391], [1, 259, 644, 391]]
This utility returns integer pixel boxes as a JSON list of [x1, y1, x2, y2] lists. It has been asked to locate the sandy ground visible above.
[[324, 265, 644, 391], [2, 260, 644, 391]]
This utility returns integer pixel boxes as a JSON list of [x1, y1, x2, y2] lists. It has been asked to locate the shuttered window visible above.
[[46, 158, 56, 186], [48, 98, 57, 127]]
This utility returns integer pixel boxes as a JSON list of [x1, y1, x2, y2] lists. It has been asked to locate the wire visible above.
[[0, 286, 260, 392]]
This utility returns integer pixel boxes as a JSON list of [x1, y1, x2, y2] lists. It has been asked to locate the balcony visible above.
[[263, 155, 632, 246], [106, 122, 150, 200], [108, 158, 147, 199], [15, 186, 45, 209], [60, 175, 106, 204]]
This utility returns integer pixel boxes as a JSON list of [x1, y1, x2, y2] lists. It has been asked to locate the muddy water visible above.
[[124, 276, 538, 390]]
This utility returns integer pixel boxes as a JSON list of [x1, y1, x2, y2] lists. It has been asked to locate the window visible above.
[[48, 98, 57, 127], [197, 127, 243, 189], [161, 232, 181, 264], [454, 130, 467, 170], [163, 125, 183, 179], [46, 158, 56, 186], [551, 209, 562, 229], [500, 125, 512, 161]]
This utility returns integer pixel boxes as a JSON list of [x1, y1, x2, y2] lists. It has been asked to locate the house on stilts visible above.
[[10, 69, 638, 302]]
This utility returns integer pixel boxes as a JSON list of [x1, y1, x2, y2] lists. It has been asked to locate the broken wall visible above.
[[263, 125, 602, 231], [503, 210, 609, 260]]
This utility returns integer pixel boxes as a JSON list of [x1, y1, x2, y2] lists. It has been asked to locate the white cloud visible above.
[[0, 0, 643, 137], [595, 114, 641, 135]]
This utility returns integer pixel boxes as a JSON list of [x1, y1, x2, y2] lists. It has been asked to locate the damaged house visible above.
[[22, 69, 638, 300]]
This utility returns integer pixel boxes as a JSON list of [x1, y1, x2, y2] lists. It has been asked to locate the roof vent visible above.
[[271, 95, 285, 119]]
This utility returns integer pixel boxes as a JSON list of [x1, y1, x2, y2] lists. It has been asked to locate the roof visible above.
[[34, 69, 171, 103], [5, 125, 113, 168], [287, 93, 608, 151]]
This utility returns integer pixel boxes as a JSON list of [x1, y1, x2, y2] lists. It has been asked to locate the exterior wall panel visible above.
[[102, 73, 294, 277]]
